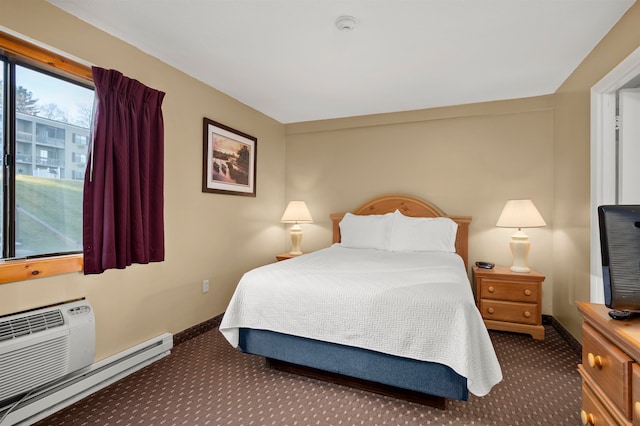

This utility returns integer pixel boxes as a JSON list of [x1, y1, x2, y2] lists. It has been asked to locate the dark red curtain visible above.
[[83, 67, 165, 274]]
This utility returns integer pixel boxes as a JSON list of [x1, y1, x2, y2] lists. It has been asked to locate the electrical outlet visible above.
[[202, 279, 209, 293]]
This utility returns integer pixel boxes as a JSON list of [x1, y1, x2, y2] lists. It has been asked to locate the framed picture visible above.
[[202, 118, 257, 197]]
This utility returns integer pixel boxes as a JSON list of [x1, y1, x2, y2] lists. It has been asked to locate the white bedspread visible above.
[[220, 245, 502, 396]]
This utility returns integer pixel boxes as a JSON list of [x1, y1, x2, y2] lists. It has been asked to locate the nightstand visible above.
[[473, 265, 545, 340], [276, 252, 303, 261]]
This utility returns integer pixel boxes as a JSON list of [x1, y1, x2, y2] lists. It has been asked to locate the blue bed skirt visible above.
[[238, 328, 468, 401]]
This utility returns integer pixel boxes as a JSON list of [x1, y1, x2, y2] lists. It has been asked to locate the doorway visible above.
[[590, 47, 640, 302]]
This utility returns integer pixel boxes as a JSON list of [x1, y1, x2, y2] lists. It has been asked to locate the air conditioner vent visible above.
[[0, 301, 94, 405], [0, 310, 64, 342]]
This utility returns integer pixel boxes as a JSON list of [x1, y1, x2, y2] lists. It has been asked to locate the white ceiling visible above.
[[48, 0, 635, 124]]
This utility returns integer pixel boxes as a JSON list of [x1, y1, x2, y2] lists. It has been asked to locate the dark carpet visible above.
[[36, 325, 581, 425]]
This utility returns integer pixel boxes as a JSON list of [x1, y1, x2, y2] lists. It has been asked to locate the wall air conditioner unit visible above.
[[0, 300, 95, 405]]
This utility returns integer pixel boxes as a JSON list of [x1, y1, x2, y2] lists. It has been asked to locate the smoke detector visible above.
[[335, 15, 357, 32]]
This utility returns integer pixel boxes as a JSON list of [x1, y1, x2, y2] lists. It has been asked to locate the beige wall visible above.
[[285, 96, 556, 314], [0, 0, 287, 360], [553, 3, 640, 339]]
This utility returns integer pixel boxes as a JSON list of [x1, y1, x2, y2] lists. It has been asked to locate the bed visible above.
[[219, 194, 502, 408]]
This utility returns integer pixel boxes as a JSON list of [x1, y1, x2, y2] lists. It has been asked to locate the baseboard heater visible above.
[[0, 332, 172, 425]]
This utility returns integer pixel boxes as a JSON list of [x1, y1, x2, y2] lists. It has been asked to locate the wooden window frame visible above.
[[0, 31, 92, 284]]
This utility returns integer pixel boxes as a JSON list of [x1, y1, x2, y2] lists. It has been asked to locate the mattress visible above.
[[220, 245, 502, 396]]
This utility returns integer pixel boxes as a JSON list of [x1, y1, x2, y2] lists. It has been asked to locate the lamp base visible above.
[[289, 225, 303, 255], [509, 230, 531, 273]]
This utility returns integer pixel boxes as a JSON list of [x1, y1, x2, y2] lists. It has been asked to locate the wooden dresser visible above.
[[473, 266, 545, 340], [578, 302, 640, 425]]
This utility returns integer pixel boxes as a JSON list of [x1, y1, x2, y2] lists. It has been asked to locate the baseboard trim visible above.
[[174, 313, 224, 346], [544, 314, 581, 355]]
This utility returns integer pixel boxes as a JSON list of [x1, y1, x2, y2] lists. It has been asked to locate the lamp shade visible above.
[[496, 199, 546, 229], [281, 201, 313, 224]]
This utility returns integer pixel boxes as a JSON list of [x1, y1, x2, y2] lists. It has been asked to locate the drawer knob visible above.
[[524, 289, 532, 296], [587, 352, 603, 369], [523, 311, 531, 318], [488, 286, 495, 293], [635, 401, 640, 420], [487, 307, 495, 314], [580, 410, 595, 425]]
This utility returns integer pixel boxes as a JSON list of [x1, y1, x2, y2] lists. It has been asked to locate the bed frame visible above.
[[239, 194, 473, 409]]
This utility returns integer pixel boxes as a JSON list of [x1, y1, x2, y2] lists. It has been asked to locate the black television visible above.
[[598, 205, 640, 316]]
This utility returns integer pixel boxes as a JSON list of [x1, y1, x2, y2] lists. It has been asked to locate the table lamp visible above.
[[496, 199, 546, 273], [281, 201, 313, 255]]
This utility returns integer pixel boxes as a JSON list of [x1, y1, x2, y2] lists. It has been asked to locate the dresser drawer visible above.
[[582, 322, 633, 418], [581, 378, 623, 426], [479, 278, 540, 303], [632, 364, 640, 425], [479, 299, 538, 325]]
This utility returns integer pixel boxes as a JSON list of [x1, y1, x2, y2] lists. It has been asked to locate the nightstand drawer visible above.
[[582, 322, 632, 418], [479, 299, 539, 325], [479, 279, 539, 303]]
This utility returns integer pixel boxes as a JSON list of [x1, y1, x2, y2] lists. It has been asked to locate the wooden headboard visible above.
[[330, 194, 472, 268]]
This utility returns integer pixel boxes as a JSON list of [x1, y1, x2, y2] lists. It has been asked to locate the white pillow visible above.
[[339, 212, 393, 250], [388, 210, 458, 252]]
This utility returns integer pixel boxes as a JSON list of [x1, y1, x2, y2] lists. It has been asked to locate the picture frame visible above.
[[202, 118, 257, 197]]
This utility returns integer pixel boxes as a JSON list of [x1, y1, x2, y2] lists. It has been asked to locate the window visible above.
[[72, 152, 87, 164], [1, 37, 94, 262], [16, 118, 32, 142], [73, 133, 87, 146]]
